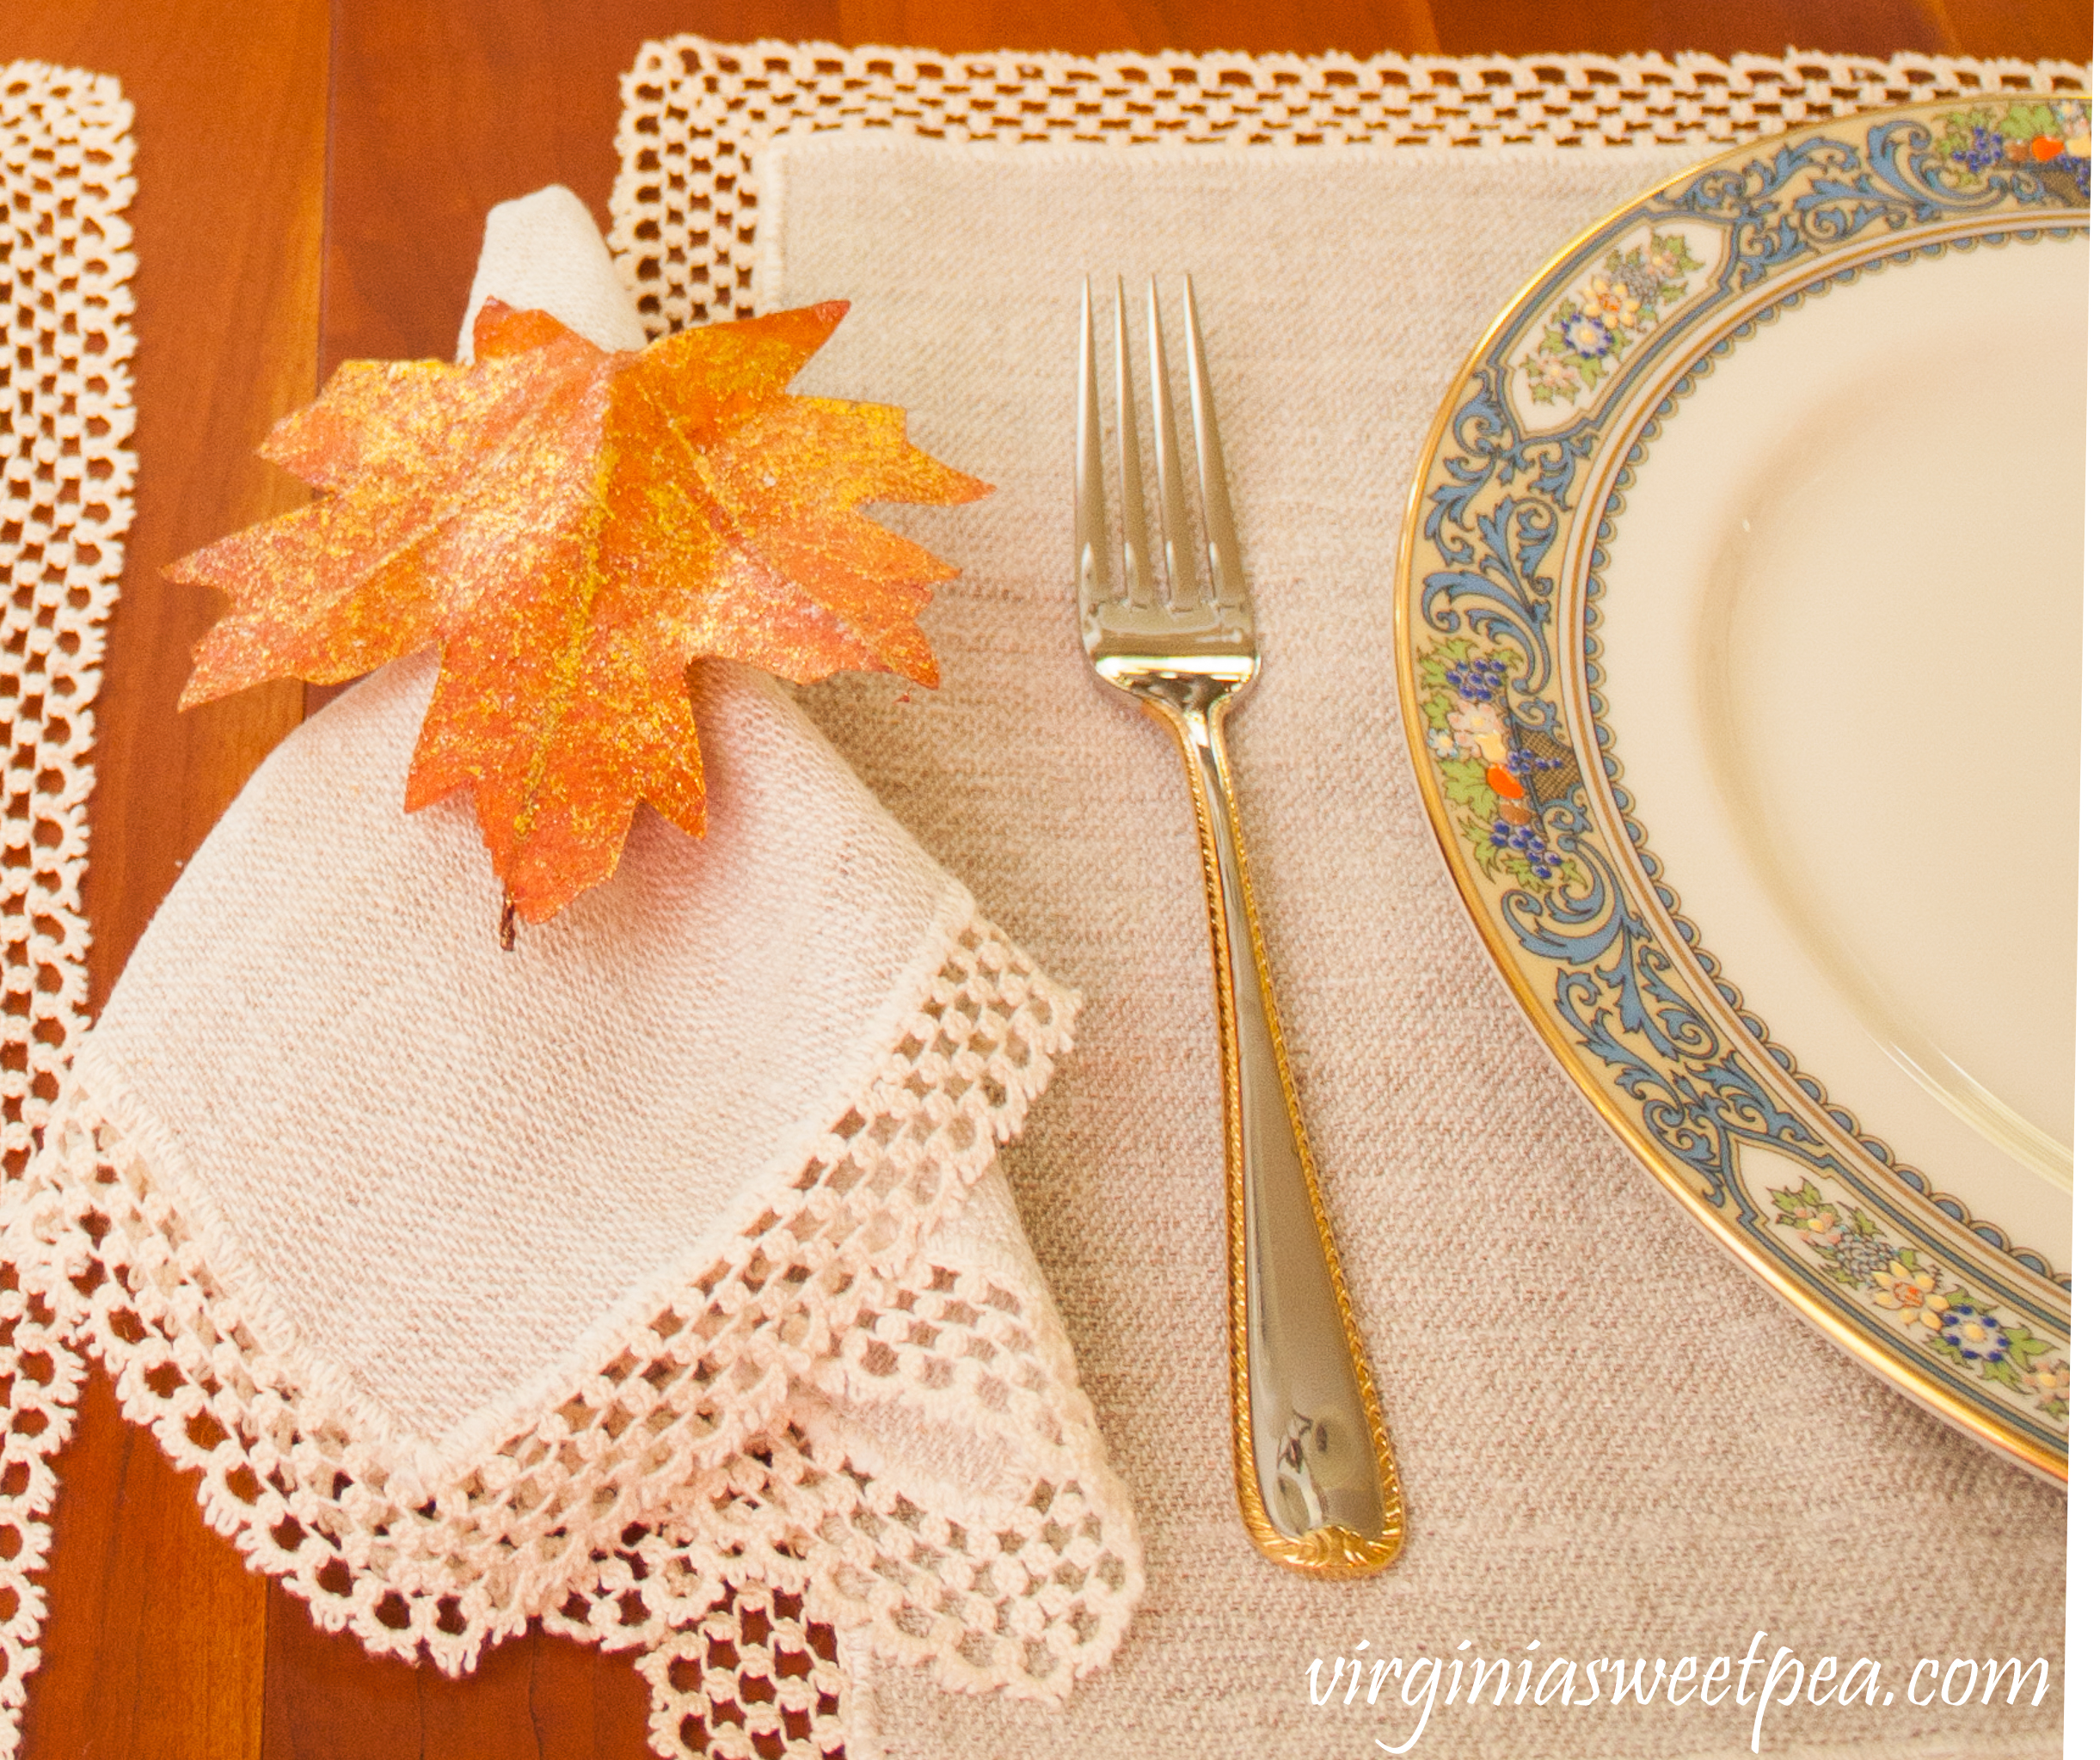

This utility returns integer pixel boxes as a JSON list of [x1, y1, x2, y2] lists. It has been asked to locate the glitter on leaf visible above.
[[169, 299, 989, 922]]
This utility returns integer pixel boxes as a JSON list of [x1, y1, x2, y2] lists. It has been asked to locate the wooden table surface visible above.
[[3, 2, 2088, 1754]]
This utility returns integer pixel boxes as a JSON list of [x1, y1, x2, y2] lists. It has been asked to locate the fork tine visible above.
[[1075, 281, 1113, 610], [1182, 278, 1247, 610], [1113, 279, 1154, 608], [1146, 278, 1201, 613]]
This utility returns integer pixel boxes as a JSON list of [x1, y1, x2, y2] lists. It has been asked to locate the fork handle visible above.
[[1161, 689, 1406, 1578]]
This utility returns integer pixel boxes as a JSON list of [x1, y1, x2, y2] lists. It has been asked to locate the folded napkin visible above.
[[714, 125, 2068, 1760], [0, 188, 1139, 1758]]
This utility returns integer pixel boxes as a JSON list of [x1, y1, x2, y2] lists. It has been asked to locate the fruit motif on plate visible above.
[[1415, 637, 1583, 893], [1923, 99, 2091, 202], [1401, 96, 2084, 1475]]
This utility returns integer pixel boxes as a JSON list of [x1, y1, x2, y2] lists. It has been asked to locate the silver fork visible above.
[[1075, 278, 1404, 1578]]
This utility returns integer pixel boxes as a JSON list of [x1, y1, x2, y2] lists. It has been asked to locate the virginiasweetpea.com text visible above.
[[1307, 1631, 2050, 1754]]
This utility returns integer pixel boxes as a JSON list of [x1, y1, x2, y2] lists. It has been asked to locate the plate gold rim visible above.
[[1391, 96, 2088, 1481]]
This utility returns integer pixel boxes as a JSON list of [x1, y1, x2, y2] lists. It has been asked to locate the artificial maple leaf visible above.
[[169, 298, 990, 923]]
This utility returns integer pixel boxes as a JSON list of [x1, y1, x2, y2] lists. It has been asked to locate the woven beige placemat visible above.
[[607, 39, 2086, 333], [607, 37, 2076, 1760], [0, 59, 133, 1728]]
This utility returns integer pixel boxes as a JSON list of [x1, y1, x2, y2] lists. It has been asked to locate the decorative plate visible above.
[[1395, 96, 2087, 1478]]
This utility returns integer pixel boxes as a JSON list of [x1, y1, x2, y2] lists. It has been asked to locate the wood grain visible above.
[[15, 0, 327, 1013], [322, 0, 837, 375], [4, 0, 2085, 1754], [317, 0, 2092, 378], [1421, 0, 2085, 58], [6, 3, 328, 1757]]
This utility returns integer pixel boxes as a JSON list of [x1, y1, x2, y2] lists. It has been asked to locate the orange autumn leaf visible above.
[[169, 298, 990, 923]]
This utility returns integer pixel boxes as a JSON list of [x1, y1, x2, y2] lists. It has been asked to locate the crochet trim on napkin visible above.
[[607, 37, 2087, 332], [2, 905, 1139, 1757], [0, 58, 132, 1735]]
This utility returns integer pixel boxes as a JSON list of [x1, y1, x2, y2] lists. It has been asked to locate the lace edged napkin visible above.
[[0, 188, 1139, 1760]]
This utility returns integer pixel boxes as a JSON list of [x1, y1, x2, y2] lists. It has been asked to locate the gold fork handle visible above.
[[1163, 690, 1406, 1578]]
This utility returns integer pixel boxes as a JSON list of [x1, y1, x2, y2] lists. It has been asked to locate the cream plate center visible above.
[[1600, 233, 2085, 1270]]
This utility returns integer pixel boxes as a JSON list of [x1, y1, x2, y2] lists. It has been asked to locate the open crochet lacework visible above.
[[3, 911, 1140, 1759], [0, 34, 2081, 1760], [605, 37, 2087, 333], [0, 63, 132, 1185], [0, 59, 132, 1739]]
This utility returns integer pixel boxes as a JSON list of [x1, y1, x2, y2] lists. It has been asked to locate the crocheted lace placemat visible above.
[[605, 38, 2087, 334], [602, 36, 2079, 1760], [0, 58, 134, 1732], [0, 64, 131, 1176]]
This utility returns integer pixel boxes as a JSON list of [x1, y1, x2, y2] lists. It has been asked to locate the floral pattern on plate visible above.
[[1770, 1178, 2068, 1424], [1516, 232, 1702, 408], [1398, 95, 2085, 1475]]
